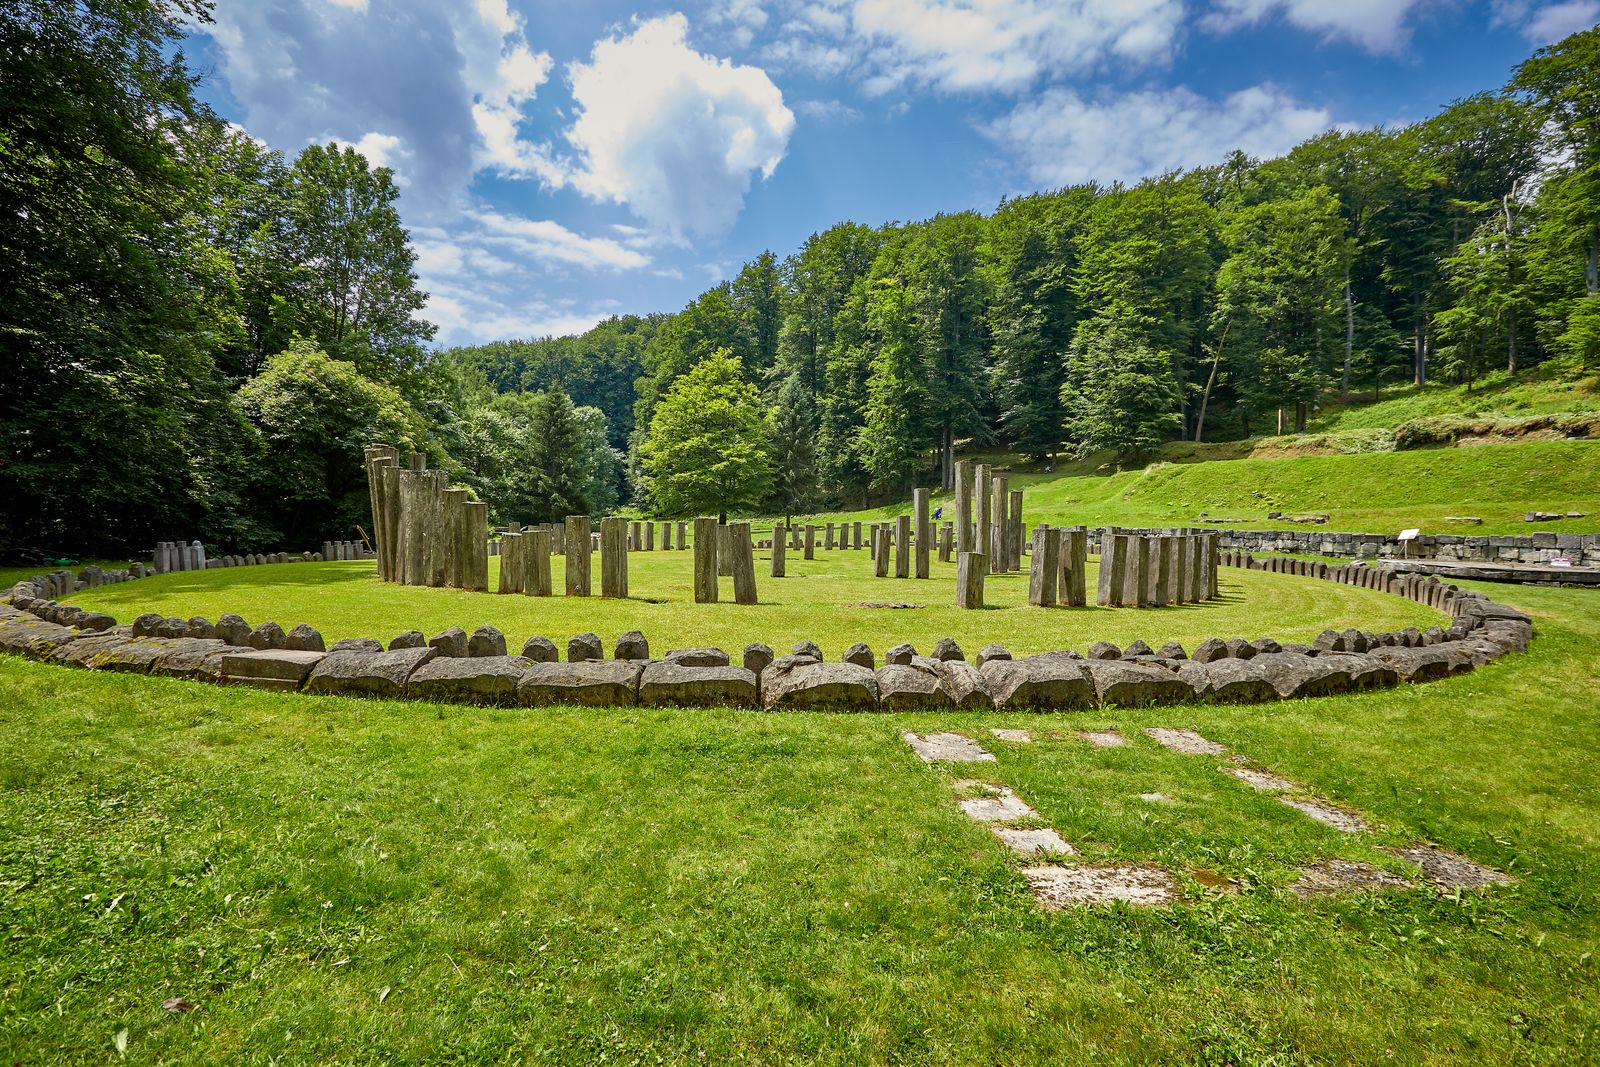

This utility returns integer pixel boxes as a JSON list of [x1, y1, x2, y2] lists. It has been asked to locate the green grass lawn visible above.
[[63, 552, 1445, 659], [2, 577, 1597, 1063], [1307, 369, 1600, 433], [805, 438, 1600, 536]]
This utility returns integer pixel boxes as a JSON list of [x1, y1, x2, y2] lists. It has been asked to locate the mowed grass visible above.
[[2, 578, 1598, 1063], [65, 552, 1445, 658], [808, 439, 1600, 535], [1308, 370, 1600, 433]]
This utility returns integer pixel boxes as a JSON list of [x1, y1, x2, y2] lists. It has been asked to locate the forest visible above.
[[3, 0, 1599, 555]]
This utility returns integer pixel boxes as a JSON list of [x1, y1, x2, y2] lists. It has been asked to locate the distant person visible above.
[[933, 505, 943, 520]]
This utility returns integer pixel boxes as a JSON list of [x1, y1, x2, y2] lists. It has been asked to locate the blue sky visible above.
[[185, 0, 1599, 347]]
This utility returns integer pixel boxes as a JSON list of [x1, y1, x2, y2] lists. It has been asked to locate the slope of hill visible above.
[[807, 439, 1600, 536]]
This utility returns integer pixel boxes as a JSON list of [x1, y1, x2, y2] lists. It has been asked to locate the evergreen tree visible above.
[[525, 387, 593, 522], [860, 274, 930, 490], [1061, 314, 1183, 458], [770, 375, 819, 518]]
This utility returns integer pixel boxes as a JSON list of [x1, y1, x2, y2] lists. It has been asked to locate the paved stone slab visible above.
[[956, 787, 1038, 823], [992, 826, 1075, 857], [220, 648, 326, 689], [1290, 859, 1412, 897], [1388, 845, 1514, 889], [1145, 728, 1227, 756], [1225, 766, 1297, 792], [1279, 797, 1369, 832], [1078, 730, 1127, 748], [904, 731, 995, 763], [1024, 864, 1177, 907], [989, 728, 1032, 743]]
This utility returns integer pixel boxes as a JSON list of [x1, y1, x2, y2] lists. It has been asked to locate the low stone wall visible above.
[[0, 558, 1533, 712], [1178, 527, 1600, 566]]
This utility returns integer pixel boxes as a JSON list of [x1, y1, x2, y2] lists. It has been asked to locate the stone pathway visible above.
[[1025, 865, 1177, 908], [1291, 859, 1413, 898], [1145, 728, 1228, 756], [1388, 845, 1516, 889], [903, 731, 995, 763], [1225, 766, 1299, 792], [992, 826, 1076, 857], [1278, 797, 1370, 833], [955, 785, 1039, 823]]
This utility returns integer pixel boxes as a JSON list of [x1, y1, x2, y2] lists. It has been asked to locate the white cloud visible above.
[[795, 99, 863, 122], [471, 210, 651, 271], [560, 14, 794, 239], [1493, 0, 1600, 43], [765, 0, 1183, 94], [987, 84, 1337, 187], [1203, 0, 1432, 53], [327, 0, 367, 10]]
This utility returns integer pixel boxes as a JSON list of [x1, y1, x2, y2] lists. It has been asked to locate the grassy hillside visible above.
[[1309, 370, 1600, 433], [808, 439, 1600, 535]]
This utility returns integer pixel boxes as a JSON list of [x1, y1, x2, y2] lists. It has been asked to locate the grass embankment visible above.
[[1308, 369, 1600, 433], [810, 438, 1600, 535], [2, 578, 1597, 1062], [66, 554, 1441, 659]]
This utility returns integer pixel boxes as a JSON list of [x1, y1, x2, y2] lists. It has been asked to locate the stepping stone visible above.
[[1077, 730, 1127, 748], [1290, 859, 1412, 898], [1279, 797, 1369, 832], [903, 731, 995, 763], [956, 787, 1038, 823], [1225, 766, 1297, 792], [1388, 845, 1514, 889], [991, 826, 1076, 857], [1145, 728, 1227, 756], [990, 728, 1032, 743], [1138, 792, 1172, 803], [1024, 864, 1177, 908]]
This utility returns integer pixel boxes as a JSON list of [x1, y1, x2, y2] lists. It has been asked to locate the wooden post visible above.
[[895, 514, 911, 578], [1060, 527, 1087, 607], [1028, 524, 1058, 606], [825, 523, 835, 550], [772, 523, 787, 577], [731, 522, 757, 604], [693, 517, 718, 603], [718, 524, 735, 576], [442, 488, 467, 587], [462, 501, 489, 592], [499, 532, 525, 594], [397, 468, 429, 586], [956, 551, 986, 608], [425, 470, 447, 586], [914, 488, 931, 579], [804, 525, 816, 560], [989, 472, 1008, 573], [853, 521, 862, 549], [1121, 535, 1147, 607], [954, 459, 973, 553], [660, 521, 672, 551], [1097, 528, 1124, 606], [565, 515, 591, 596], [874, 524, 890, 578], [525, 529, 552, 596], [1206, 533, 1220, 599], [1008, 488, 1024, 572], [645, 521, 655, 551], [939, 521, 953, 563], [601, 516, 628, 598], [1152, 534, 1171, 606]]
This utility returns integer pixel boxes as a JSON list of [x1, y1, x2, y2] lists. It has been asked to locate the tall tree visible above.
[[1061, 313, 1183, 458], [769, 374, 820, 518], [731, 251, 784, 380], [641, 351, 773, 520]]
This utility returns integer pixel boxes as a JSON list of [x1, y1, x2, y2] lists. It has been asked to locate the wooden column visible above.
[[1028, 524, 1058, 606], [1007, 488, 1024, 572], [1060, 527, 1088, 607], [772, 523, 787, 577], [1097, 528, 1124, 606], [425, 470, 447, 586], [565, 515, 592, 596], [1186, 535, 1204, 602], [600, 516, 628, 598], [990, 473, 1009, 573], [913, 488, 931, 579], [975, 464, 991, 573], [954, 459, 973, 553], [645, 521, 655, 551], [956, 551, 986, 608], [660, 521, 672, 550], [1120, 535, 1146, 606], [442, 489, 467, 587], [677, 522, 688, 550], [717, 524, 735, 576], [693, 517, 718, 603], [853, 521, 862, 549], [499, 532, 525, 594], [731, 522, 758, 604], [938, 521, 953, 563], [825, 523, 835, 550], [804, 525, 816, 560], [894, 515, 911, 578], [1206, 533, 1220, 599], [397, 468, 428, 586], [462, 501, 489, 592], [1152, 535, 1171, 606], [874, 524, 890, 578], [525, 529, 552, 596]]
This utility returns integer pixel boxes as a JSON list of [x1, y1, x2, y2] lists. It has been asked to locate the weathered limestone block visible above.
[[306, 646, 438, 698], [875, 661, 955, 710], [429, 626, 468, 658], [931, 659, 993, 709], [519, 660, 645, 706], [1178, 659, 1280, 704], [664, 647, 730, 667], [1368, 645, 1457, 683], [330, 637, 384, 653], [981, 652, 1094, 710], [521, 636, 559, 662], [614, 630, 650, 660], [1083, 660, 1199, 707], [248, 622, 287, 650], [841, 642, 875, 669], [1249, 652, 1399, 699], [762, 660, 879, 711], [468, 626, 507, 657], [152, 641, 245, 682], [285, 623, 325, 653], [216, 614, 251, 647], [406, 655, 530, 704], [220, 648, 326, 690], [389, 630, 425, 650], [743, 643, 774, 674], [931, 637, 964, 662], [885, 643, 916, 665], [568, 632, 603, 662], [637, 662, 758, 707]]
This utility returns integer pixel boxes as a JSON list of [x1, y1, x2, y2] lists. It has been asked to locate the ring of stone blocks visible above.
[[0, 559, 1534, 712]]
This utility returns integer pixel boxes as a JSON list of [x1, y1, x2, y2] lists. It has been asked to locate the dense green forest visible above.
[[4, 0, 1599, 557]]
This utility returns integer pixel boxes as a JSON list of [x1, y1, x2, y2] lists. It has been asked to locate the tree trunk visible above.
[[1295, 402, 1307, 433], [1341, 276, 1354, 398], [1505, 190, 1520, 377], [1587, 224, 1598, 297], [1413, 283, 1427, 387], [1194, 320, 1227, 443], [1276, 407, 1286, 435]]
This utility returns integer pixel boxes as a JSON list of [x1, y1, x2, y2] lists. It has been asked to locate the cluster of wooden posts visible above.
[[1094, 528, 1220, 607]]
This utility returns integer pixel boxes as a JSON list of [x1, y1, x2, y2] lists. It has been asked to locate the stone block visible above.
[[981, 652, 1095, 710], [519, 660, 645, 706], [306, 646, 438, 698], [637, 662, 757, 707], [407, 655, 531, 704], [762, 660, 879, 711], [220, 648, 326, 690]]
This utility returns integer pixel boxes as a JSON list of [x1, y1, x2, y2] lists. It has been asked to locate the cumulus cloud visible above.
[[1492, 0, 1600, 43], [764, 0, 1183, 94], [987, 84, 1337, 187], [559, 14, 794, 239], [1203, 0, 1432, 53]]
